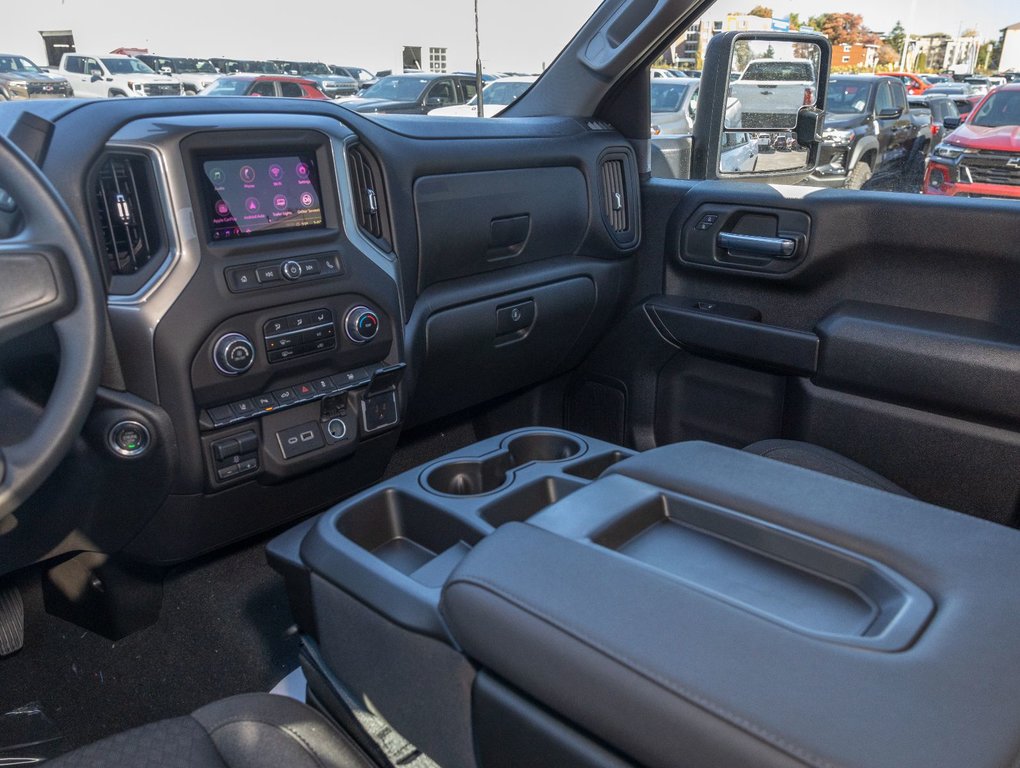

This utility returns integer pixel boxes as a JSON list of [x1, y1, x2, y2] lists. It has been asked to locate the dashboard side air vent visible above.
[[347, 144, 392, 252], [93, 154, 164, 291], [597, 149, 639, 248]]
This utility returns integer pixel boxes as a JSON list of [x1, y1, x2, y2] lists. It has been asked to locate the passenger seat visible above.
[[47, 693, 376, 768], [744, 439, 913, 498]]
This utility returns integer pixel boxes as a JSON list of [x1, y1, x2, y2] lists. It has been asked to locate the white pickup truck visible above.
[[729, 58, 815, 130], [57, 53, 183, 98]]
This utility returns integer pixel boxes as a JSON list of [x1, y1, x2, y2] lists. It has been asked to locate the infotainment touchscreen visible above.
[[201, 154, 325, 241]]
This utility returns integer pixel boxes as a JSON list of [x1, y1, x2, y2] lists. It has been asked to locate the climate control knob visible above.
[[344, 306, 380, 344], [213, 333, 255, 376]]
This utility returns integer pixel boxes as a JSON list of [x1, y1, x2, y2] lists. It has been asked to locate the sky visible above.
[[6, 0, 1016, 75]]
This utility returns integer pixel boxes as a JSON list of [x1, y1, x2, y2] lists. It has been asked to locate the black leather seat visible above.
[[744, 439, 912, 498], [47, 693, 376, 768]]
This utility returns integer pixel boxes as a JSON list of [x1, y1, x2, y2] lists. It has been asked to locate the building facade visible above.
[[1000, 22, 1020, 72]]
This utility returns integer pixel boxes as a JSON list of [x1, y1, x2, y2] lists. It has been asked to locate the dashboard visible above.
[[0, 96, 639, 572]]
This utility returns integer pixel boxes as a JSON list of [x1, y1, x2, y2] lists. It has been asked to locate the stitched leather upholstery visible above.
[[48, 693, 376, 768]]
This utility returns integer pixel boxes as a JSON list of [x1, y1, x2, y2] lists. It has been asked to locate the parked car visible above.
[[924, 83, 1020, 198], [57, 53, 183, 97], [271, 60, 357, 98], [882, 72, 931, 96], [428, 75, 538, 117], [328, 65, 377, 90], [921, 74, 952, 85], [923, 84, 983, 118], [341, 73, 478, 114], [719, 128, 760, 171], [648, 77, 699, 135], [135, 55, 220, 95], [808, 75, 926, 190], [963, 76, 991, 95], [730, 57, 816, 129], [200, 75, 327, 99], [209, 58, 282, 75], [0, 53, 71, 100], [909, 94, 961, 147]]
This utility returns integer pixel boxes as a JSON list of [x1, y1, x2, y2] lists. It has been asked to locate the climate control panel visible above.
[[263, 308, 337, 363]]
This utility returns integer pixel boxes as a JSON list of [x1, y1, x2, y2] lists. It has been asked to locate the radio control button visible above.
[[281, 260, 303, 280]]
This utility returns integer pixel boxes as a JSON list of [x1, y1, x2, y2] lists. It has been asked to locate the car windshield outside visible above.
[[828, 81, 874, 114], [741, 60, 813, 80], [177, 57, 218, 73], [0, 55, 42, 73], [102, 57, 155, 74], [970, 90, 1020, 127], [203, 77, 255, 95], [468, 79, 534, 105], [361, 76, 431, 101], [650, 80, 694, 111]]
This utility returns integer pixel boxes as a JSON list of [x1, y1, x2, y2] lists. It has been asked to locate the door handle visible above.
[[717, 232, 797, 259]]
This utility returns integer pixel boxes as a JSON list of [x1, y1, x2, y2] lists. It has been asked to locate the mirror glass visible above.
[[725, 40, 822, 131]]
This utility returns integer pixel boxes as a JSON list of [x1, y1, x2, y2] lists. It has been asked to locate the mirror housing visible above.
[[89, 69, 103, 81], [691, 31, 831, 182], [943, 115, 962, 130], [877, 106, 903, 119], [425, 96, 445, 107]]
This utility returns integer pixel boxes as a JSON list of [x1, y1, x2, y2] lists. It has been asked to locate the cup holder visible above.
[[423, 432, 586, 497], [425, 454, 515, 496], [506, 433, 583, 464]]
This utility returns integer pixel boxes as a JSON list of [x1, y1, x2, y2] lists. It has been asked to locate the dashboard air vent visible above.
[[600, 157, 629, 234], [347, 144, 392, 252], [93, 155, 162, 280]]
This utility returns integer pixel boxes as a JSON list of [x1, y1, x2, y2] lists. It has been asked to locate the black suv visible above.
[[340, 73, 478, 114]]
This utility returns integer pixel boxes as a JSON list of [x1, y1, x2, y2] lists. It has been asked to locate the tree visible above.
[[809, 13, 879, 45], [885, 21, 906, 55], [789, 12, 801, 31], [749, 5, 773, 18], [764, 44, 776, 59], [877, 43, 899, 67]]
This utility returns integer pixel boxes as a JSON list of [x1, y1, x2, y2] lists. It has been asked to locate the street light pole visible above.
[[474, 0, 484, 117]]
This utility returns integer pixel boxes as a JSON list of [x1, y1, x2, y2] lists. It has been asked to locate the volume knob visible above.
[[213, 333, 255, 376]]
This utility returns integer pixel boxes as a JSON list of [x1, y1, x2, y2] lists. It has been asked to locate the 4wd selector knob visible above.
[[213, 333, 255, 375], [344, 306, 380, 344]]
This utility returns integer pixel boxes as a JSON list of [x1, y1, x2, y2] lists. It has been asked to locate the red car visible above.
[[201, 74, 327, 99], [882, 72, 930, 96], [924, 84, 1020, 198]]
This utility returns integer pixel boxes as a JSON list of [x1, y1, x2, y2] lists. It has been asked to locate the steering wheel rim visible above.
[[0, 132, 105, 518]]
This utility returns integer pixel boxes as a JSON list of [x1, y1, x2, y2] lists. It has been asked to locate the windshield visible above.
[[203, 78, 251, 95], [102, 58, 155, 74], [177, 58, 218, 73], [360, 76, 430, 101], [0, 55, 42, 74], [742, 61, 813, 81], [970, 91, 1020, 128], [469, 80, 534, 106], [827, 81, 873, 114], [650, 81, 694, 112]]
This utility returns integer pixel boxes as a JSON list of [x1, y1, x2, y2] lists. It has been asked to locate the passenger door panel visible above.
[[574, 179, 1020, 525]]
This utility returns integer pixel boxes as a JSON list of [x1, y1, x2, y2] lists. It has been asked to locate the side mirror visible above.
[[691, 31, 831, 182], [160, 66, 173, 75], [877, 107, 903, 119], [943, 115, 962, 130], [90, 69, 103, 81], [425, 96, 444, 107]]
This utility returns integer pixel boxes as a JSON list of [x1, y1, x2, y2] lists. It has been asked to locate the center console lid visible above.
[[440, 442, 1020, 768]]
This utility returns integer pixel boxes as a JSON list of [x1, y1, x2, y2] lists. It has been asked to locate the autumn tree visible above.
[[810, 13, 880, 45], [877, 43, 899, 66], [749, 5, 773, 18]]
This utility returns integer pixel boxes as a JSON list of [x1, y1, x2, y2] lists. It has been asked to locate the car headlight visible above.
[[933, 143, 965, 160], [822, 127, 854, 146]]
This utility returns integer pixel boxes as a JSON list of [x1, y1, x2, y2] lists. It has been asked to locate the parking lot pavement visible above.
[[754, 148, 809, 173]]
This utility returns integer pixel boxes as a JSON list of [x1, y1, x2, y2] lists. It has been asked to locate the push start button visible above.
[[108, 420, 151, 458]]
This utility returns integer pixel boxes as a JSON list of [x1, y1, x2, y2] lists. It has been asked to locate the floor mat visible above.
[[0, 533, 300, 759]]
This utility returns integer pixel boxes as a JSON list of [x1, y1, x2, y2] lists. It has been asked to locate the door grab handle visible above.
[[717, 232, 797, 259]]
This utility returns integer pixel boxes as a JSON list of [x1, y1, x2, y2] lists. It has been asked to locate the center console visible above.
[[270, 430, 1020, 768]]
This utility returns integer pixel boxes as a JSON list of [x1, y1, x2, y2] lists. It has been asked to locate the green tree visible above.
[[764, 44, 776, 58], [789, 12, 801, 31], [749, 5, 773, 18], [885, 20, 906, 54]]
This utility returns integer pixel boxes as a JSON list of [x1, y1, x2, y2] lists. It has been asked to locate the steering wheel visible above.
[[0, 133, 105, 518]]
